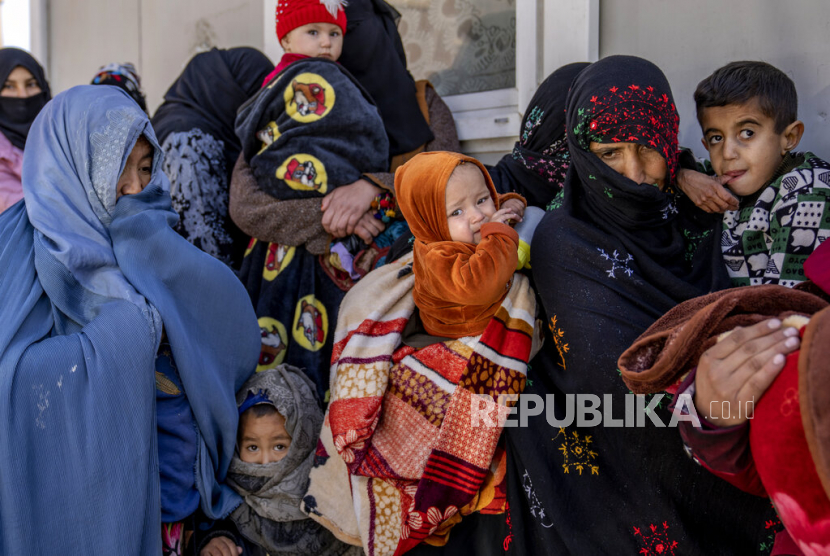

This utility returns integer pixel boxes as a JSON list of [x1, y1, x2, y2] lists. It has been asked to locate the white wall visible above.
[[46, 0, 266, 113], [599, 0, 830, 159], [1, 0, 31, 49]]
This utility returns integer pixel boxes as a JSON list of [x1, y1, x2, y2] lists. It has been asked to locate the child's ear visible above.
[[781, 120, 805, 155], [280, 36, 291, 52], [700, 137, 710, 153]]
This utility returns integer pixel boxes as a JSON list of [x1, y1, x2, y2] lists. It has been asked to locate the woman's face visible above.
[[116, 136, 153, 200], [2, 66, 42, 98], [589, 141, 667, 190]]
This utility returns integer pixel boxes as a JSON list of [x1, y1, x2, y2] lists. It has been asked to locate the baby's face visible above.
[[238, 408, 292, 464], [280, 22, 343, 61], [445, 164, 496, 244]]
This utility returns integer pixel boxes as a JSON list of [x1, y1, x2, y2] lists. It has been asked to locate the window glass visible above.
[[391, 0, 516, 96]]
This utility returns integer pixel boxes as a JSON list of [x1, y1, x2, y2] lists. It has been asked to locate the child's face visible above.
[[700, 99, 803, 197], [238, 408, 292, 464], [445, 164, 497, 244], [116, 135, 153, 200], [280, 23, 343, 61]]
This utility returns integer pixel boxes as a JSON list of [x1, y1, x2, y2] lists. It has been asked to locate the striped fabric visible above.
[[302, 253, 538, 555]]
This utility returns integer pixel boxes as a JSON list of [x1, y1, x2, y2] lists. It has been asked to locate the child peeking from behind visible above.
[[196, 365, 353, 556], [396, 151, 528, 339]]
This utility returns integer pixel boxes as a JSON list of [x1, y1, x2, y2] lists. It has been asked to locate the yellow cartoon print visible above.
[[245, 238, 258, 258], [277, 154, 328, 194], [262, 243, 296, 281], [257, 121, 280, 154], [257, 317, 288, 372], [292, 295, 328, 352], [284, 73, 335, 123]]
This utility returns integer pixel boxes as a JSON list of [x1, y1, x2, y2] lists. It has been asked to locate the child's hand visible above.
[[676, 168, 738, 213], [488, 207, 523, 227], [693, 319, 800, 427], [200, 535, 242, 556], [321, 179, 382, 238], [354, 210, 386, 244], [500, 198, 526, 219]]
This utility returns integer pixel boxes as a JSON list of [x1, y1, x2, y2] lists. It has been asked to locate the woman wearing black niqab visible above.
[[488, 62, 589, 208], [0, 47, 50, 214], [502, 55, 776, 554], [151, 47, 273, 268]]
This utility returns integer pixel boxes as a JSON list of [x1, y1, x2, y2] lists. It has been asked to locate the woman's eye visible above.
[[739, 129, 754, 140], [140, 166, 152, 174], [600, 151, 616, 159], [2, 82, 13, 90]]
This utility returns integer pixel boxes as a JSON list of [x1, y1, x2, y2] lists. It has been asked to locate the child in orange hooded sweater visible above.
[[396, 151, 528, 338]]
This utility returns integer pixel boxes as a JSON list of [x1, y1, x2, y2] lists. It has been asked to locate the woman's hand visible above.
[[200, 536, 242, 556], [677, 168, 739, 213], [353, 211, 386, 244], [488, 207, 523, 226], [321, 179, 382, 238], [694, 319, 800, 427], [500, 198, 526, 219]]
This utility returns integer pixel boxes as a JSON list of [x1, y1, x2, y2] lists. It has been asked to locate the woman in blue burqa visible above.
[[0, 85, 260, 554]]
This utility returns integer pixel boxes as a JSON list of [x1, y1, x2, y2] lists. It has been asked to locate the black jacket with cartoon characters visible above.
[[235, 57, 389, 201]]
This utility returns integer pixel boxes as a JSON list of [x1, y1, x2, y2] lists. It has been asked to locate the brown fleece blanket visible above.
[[800, 304, 830, 498], [617, 284, 829, 395]]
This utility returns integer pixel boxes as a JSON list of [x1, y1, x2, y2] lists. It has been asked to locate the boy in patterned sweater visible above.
[[695, 60, 830, 287]]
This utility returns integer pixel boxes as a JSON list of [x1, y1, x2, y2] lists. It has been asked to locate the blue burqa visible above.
[[0, 86, 261, 554]]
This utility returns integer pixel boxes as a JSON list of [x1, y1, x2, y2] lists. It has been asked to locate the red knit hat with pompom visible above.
[[276, 0, 348, 42]]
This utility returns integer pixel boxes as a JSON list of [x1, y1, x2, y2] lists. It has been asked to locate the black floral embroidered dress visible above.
[[504, 56, 776, 555]]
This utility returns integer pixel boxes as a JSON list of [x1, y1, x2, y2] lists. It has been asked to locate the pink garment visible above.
[[0, 130, 23, 214]]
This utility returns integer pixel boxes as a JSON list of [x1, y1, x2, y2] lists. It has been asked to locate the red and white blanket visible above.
[[301, 253, 538, 555]]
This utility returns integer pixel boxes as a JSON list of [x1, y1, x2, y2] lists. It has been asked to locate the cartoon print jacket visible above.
[[235, 57, 389, 201]]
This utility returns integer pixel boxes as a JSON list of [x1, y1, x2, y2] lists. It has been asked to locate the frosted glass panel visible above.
[[391, 0, 516, 96]]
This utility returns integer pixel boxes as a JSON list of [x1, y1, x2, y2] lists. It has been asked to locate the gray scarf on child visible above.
[[227, 365, 350, 555]]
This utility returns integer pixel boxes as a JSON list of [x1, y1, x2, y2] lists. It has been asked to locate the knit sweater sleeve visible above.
[[422, 222, 519, 305], [366, 86, 461, 192], [228, 153, 332, 255], [766, 175, 830, 285]]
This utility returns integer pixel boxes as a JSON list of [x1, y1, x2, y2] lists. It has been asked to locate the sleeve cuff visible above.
[[480, 222, 520, 244]]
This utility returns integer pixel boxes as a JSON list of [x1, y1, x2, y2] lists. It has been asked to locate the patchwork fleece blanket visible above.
[[301, 253, 539, 556], [235, 57, 389, 201]]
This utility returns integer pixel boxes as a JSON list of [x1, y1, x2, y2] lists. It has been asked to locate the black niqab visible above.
[[488, 62, 589, 208], [151, 47, 273, 169], [339, 0, 433, 158], [0, 48, 51, 150]]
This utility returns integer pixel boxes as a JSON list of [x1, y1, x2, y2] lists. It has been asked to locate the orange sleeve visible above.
[[497, 192, 527, 207], [420, 222, 519, 305]]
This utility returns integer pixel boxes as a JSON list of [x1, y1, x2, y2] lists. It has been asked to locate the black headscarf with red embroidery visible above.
[[488, 62, 589, 208], [553, 54, 727, 298], [502, 57, 771, 556]]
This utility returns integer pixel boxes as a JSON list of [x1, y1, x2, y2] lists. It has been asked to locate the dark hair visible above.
[[694, 61, 797, 133], [244, 403, 278, 419]]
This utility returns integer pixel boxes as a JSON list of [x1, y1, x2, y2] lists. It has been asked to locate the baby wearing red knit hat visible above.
[[277, 0, 347, 62]]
